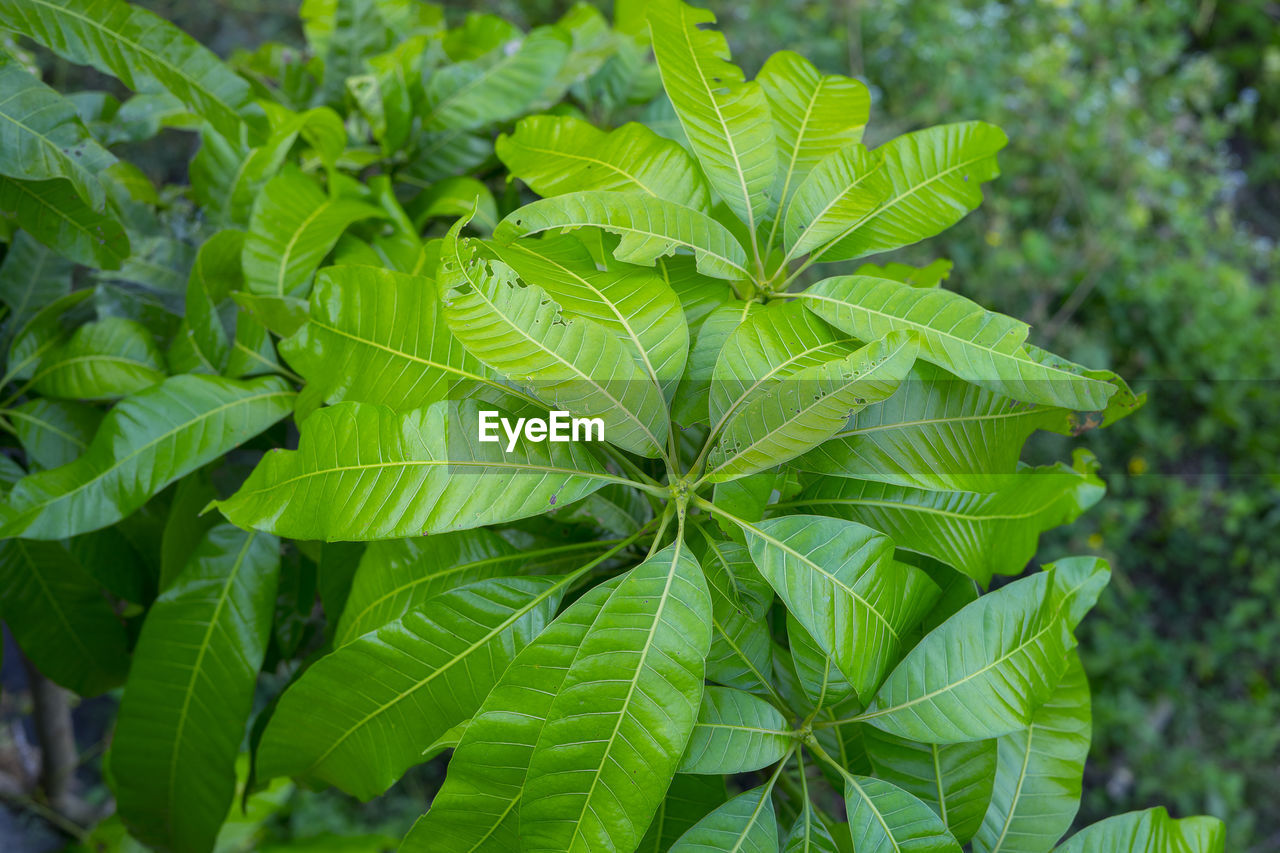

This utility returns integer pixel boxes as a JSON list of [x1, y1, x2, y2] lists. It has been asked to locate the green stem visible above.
[[692, 494, 753, 533], [803, 733, 856, 785], [646, 503, 677, 558], [600, 444, 664, 489], [762, 744, 798, 796]]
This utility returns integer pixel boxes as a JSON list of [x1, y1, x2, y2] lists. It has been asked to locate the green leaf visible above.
[[711, 468, 781, 539], [112, 525, 280, 853], [423, 26, 569, 132], [29, 316, 165, 401], [0, 176, 130, 268], [312, 0, 395, 105], [492, 234, 690, 397], [743, 514, 938, 699], [497, 115, 711, 211], [409, 176, 499, 231], [494, 191, 751, 281], [661, 255, 732, 337], [439, 228, 669, 457], [421, 721, 469, 762], [181, 231, 243, 373], [679, 686, 792, 774], [520, 541, 712, 853], [758, 50, 869, 221], [646, 0, 775, 228], [692, 528, 774, 695], [5, 288, 94, 383], [794, 363, 1070, 492], [399, 130, 493, 187], [843, 774, 962, 853], [670, 785, 779, 853], [784, 143, 888, 258], [257, 574, 567, 800], [639, 775, 729, 853], [2, 374, 294, 539], [973, 653, 1090, 853], [280, 264, 485, 412], [215, 400, 615, 541], [858, 561, 1110, 743], [708, 300, 861, 433], [242, 167, 385, 298], [158, 470, 219, 592], [800, 275, 1117, 411], [705, 332, 919, 482], [0, 537, 128, 695], [794, 452, 1105, 585], [810, 122, 1008, 262], [336, 531, 609, 644], [787, 612, 856, 711], [225, 310, 282, 379], [398, 577, 621, 852], [560, 483, 655, 538], [864, 728, 997, 844], [1054, 808, 1225, 853], [784, 797, 840, 853], [227, 107, 346, 227], [856, 259, 954, 289], [1020, 344, 1147, 428], [8, 397, 101, 468], [672, 299, 757, 428], [230, 291, 308, 340], [0, 0, 257, 142], [0, 52, 115, 210], [0, 230, 73, 335]]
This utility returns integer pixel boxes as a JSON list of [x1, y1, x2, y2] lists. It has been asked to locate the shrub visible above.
[[725, 1, 1280, 843], [0, 0, 1227, 851]]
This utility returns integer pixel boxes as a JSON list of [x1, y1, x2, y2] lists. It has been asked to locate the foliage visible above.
[[0, 1, 1234, 852], [713, 1, 1280, 846]]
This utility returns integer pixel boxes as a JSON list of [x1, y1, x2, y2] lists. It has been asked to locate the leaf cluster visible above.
[[0, 1, 1224, 852]]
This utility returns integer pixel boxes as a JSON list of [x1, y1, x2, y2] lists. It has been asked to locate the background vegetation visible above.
[[1, 0, 1275, 850]]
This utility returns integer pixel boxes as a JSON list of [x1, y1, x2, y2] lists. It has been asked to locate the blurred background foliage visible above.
[[2, 0, 1275, 850]]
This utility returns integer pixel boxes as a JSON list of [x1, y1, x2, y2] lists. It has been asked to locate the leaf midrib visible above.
[[801, 289, 1106, 393], [340, 539, 610, 642], [799, 486, 1073, 523], [744, 518, 900, 640], [452, 248, 666, 455], [164, 531, 258, 842], [0, 84, 105, 205], [1, 176, 121, 264], [672, 1, 757, 227], [17, 0, 244, 128], [502, 240, 666, 400], [228, 457, 627, 499], [303, 576, 571, 776], [812, 143, 996, 261], [564, 537, 689, 851], [860, 574, 1090, 722], [7, 386, 294, 527], [830, 404, 1055, 439], [709, 337, 910, 480]]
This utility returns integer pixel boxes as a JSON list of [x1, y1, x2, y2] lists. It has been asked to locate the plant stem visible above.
[[23, 661, 77, 809], [646, 503, 676, 558], [601, 444, 664, 489], [802, 733, 856, 785]]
